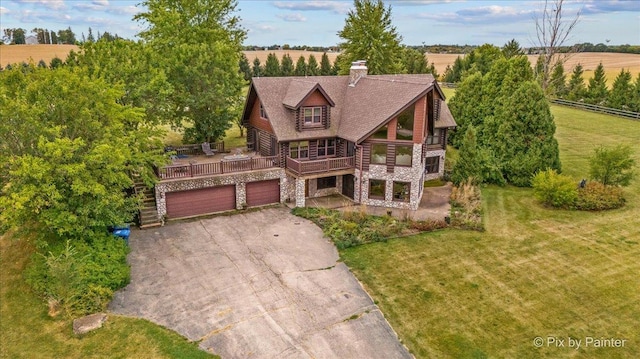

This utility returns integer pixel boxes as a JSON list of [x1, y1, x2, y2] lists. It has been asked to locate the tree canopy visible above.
[[337, 0, 404, 75], [449, 55, 561, 186], [0, 66, 164, 239], [135, 0, 246, 143]]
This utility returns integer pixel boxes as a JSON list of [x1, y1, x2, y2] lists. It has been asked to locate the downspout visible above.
[[355, 143, 363, 203]]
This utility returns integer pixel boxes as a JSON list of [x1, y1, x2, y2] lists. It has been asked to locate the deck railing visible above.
[[286, 156, 355, 175], [158, 156, 278, 180], [167, 142, 226, 156]]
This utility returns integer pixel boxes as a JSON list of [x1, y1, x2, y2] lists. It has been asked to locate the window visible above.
[[425, 156, 440, 173], [260, 103, 268, 119], [427, 129, 442, 145], [373, 125, 388, 139], [393, 182, 411, 202], [369, 180, 386, 199], [317, 176, 336, 189], [303, 107, 322, 125], [395, 145, 413, 166], [317, 139, 336, 157], [289, 141, 309, 159], [396, 105, 415, 140], [371, 144, 387, 164]]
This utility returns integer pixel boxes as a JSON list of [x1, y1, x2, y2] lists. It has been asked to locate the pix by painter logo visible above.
[[533, 336, 627, 349]]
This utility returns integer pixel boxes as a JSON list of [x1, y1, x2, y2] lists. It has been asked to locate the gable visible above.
[[282, 80, 335, 109]]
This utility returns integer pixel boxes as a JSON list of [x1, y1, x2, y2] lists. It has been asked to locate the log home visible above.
[[150, 61, 456, 222]]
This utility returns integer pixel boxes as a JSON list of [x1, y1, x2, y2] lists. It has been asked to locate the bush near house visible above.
[[531, 169, 578, 208], [25, 234, 129, 318], [449, 179, 484, 231], [291, 207, 447, 249]]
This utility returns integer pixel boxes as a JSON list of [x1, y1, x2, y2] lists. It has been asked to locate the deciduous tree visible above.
[[135, 0, 246, 143], [337, 0, 404, 75], [534, 0, 581, 91], [0, 66, 164, 239], [589, 145, 635, 186]]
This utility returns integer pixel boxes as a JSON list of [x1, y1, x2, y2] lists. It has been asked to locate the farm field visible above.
[[3, 45, 638, 82], [340, 106, 640, 358]]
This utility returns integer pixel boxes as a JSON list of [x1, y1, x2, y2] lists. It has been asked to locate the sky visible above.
[[1, 0, 639, 47]]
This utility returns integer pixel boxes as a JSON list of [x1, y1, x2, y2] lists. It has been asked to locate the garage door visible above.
[[246, 180, 280, 207], [166, 185, 236, 218]]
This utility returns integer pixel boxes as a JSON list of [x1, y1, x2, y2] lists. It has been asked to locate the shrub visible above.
[[531, 169, 578, 208], [450, 179, 483, 230], [26, 234, 130, 317], [589, 144, 635, 186], [408, 219, 448, 232], [575, 182, 625, 211]]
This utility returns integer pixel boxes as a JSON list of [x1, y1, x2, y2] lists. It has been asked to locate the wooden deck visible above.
[[286, 156, 355, 176], [158, 152, 279, 180]]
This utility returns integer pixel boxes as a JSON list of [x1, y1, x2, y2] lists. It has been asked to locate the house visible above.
[[151, 61, 455, 222], [25, 36, 38, 45]]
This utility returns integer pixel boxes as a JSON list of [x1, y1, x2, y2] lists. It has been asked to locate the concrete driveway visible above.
[[109, 208, 412, 359]]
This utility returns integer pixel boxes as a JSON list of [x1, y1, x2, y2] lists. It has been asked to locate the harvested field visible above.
[[0, 44, 79, 67], [3, 45, 638, 82]]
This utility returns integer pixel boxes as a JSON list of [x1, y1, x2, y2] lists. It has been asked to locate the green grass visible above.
[[340, 107, 640, 358], [161, 124, 246, 151], [0, 235, 218, 359]]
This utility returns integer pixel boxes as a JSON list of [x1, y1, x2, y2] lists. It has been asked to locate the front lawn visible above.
[[340, 106, 640, 358]]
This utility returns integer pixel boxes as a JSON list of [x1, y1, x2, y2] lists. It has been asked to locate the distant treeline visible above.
[[242, 43, 640, 55], [2, 27, 121, 45]]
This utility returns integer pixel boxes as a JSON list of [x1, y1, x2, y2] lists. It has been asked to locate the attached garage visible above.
[[246, 180, 280, 207], [166, 185, 236, 219]]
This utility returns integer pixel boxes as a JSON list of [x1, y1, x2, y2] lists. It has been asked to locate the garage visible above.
[[246, 179, 280, 207], [166, 185, 236, 218]]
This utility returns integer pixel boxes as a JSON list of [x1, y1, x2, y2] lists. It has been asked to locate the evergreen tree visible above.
[[320, 52, 332, 75], [547, 62, 567, 98], [494, 81, 561, 186], [402, 47, 428, 74], [281, 54, 294, 76], [337, 0, 404, 75], [49, 57, 63, 69], [566, 64, 586, 101], [252, 57, 262, 77], [633, 73, 640, 112], [307, 54, 319, 76], [37, 59, 47, 68], [448, 72, 486, 147], [608, 69, 633, 110], [87, 27, 95, 42], [585, 62, 608, 105], [264, 53, 281, 76], [501, 39, 523, 59], [443, 56, 464, 83], [239, 53, 251, 81], [451, 125, 486, 185], [294, 55, 306, 76]]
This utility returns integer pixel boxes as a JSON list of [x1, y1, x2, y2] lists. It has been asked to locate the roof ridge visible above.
[[362, 75, 434, 85]]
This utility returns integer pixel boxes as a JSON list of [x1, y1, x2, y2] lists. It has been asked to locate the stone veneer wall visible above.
[[359, 143, 424, 210], [155, 168, 286, 220], [308, 176, 343, 198], [424, 149, 446, 181]]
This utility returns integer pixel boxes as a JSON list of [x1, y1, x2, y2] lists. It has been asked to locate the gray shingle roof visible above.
[[247, 74, 456, 143]]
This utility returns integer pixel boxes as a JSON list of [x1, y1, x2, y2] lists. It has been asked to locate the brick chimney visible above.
[[349, 60, 367, 87]]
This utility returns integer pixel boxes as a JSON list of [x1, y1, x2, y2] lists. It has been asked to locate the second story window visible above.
[[303, 107, 322, 125], [260, 103, 268, 119], [427, 129, 441, 145]]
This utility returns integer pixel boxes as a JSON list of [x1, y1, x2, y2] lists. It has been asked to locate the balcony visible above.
[[286, 156, 355, 176]]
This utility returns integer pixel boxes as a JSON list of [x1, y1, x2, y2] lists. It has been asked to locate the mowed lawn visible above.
[[340, 107, 640, 358]]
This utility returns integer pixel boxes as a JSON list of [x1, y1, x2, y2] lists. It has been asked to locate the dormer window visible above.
[[260, 103, 268, 119], [303, 107, 322, 126]]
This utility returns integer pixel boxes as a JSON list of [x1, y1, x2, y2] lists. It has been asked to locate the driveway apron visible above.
[[109, 208, 412, 359]]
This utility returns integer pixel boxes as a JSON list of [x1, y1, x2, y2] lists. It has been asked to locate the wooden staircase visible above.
[[134, 179, 162, 229]]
